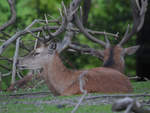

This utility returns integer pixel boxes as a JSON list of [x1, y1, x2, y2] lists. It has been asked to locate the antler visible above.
[[118, 0, 148, 46], [56, 0, 82, 53], [74, 11, 106, 47]]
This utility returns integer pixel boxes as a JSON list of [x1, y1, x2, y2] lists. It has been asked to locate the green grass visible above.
[[132, 81, 150, 93], [0, 93, 113, 113], [0, 104, 113, 113], [0, 81, 150, 113]]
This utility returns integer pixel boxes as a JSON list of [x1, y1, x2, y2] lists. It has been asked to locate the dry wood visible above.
[[11, 37, 20, 84], [112, 97, 150, 113]]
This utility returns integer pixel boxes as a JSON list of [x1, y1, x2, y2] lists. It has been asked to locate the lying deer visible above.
[[18, 39, 133, 96], [17, 0, 147, 96]]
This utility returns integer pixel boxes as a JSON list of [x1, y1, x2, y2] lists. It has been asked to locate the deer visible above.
[[17, 0, 147, 96], [17, 39, 133, 96], [70, 0, 148, 74]]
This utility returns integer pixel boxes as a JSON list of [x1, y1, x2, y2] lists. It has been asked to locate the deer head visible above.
[[101, 37, 140, 73], [18, 41, 58, 70]]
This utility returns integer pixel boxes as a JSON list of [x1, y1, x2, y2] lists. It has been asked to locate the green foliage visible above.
[[132, 81, 150, 93]]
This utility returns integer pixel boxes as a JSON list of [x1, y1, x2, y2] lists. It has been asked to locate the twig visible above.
[[0, 55, 13, 63], [0, 31, 11, 38], [11, 37, 20, 84], [33, 80, 45, 89], [16, 71, 22, 79], [34, 32, 40, 50], [0, 72, 12, 77], [0, 39, 5, 42], [0, 63, 11, 71]]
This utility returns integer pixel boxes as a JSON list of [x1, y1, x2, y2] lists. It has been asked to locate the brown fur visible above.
[[41, 52, 132, 96], [103, 46, 125, 73]]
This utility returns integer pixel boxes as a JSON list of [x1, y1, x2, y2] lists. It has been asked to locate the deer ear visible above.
[[124, 45, 140, 55]]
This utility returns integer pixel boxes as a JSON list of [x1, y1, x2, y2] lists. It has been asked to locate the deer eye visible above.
[[33, 52, 40, 56]]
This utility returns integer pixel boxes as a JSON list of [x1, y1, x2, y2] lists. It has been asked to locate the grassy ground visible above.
[[0, 81, 150, 113], [0, 103, 112, 113]]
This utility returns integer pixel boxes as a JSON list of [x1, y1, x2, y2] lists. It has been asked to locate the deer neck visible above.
[[111, 56, 125, 73], [42, 52, 78, 95], [103, 48, 125, 73]]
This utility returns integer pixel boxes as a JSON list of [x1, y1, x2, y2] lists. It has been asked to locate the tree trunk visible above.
[[136, 2, 150, 80], [83, 0, 91, 26]]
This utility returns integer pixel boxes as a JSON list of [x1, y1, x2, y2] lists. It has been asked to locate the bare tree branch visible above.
[[0, 31, 11, 38], [0, 55, 13, 63], [11, 37, 20, 84], [0, 0, 16, 31], [0, 72, 12, 77], [83, 0, 91, 25], [0, 64, 11, 71], [34, 32, 40, 50], [112, 97, 150, 113]]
